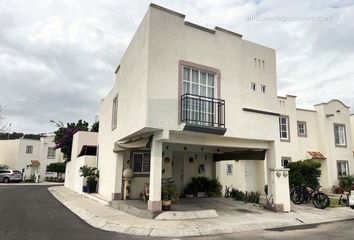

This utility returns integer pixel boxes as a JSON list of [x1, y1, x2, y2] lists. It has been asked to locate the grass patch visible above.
[[328, 197, 346, 208]]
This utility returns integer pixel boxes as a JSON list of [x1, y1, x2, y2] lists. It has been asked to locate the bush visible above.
[[287, 160, 321, 189], [339, 176, 353, 192], [184, 176, 222, 197], [228, 188, 260, 204]]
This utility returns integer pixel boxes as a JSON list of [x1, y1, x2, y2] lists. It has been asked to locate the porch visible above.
[[113, 132, 289, 212]]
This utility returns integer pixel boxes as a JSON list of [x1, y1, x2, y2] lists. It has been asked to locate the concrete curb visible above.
[[48, 186, 354, 237]]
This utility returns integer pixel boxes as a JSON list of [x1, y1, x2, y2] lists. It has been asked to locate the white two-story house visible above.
[[97, 4, 290, 212], [0, 134, 64, 181], [277, 96, 353, 191]]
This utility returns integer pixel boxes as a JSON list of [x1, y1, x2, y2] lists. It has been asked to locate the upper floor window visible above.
[[111, 95, 118, 130], [337, 160, 349, 178], [26, 145, 33, 154], [334, 124, 346, 147], [260, 85, 266, 93], [297, 121, 307, 137], [250, 82, 256, 91], [47, 147, 56, 159], [183, 67, 215, 98], [279, 116, 290, 141], [132, 152, 150, 174]]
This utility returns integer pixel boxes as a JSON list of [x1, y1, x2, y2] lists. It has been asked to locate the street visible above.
[[1, 185, 354, 240], [0, 185, 145, 240]]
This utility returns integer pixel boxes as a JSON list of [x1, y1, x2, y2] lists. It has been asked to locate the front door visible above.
[[172, 153, 184, 192], [245, 161, 258, 192]]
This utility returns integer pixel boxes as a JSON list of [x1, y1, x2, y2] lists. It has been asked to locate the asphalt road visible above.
[[0, 185, 146, 240], [1, 185, 354, 240]]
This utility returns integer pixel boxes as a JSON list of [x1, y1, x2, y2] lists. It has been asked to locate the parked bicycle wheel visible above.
[[290, 188, 304, 204], [313, 192, 330, 209]]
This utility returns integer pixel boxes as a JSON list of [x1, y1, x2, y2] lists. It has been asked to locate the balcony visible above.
[[181, 94, 226, 135]]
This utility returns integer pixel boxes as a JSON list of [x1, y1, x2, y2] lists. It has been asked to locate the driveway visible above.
[[0, 185, 147, 240]]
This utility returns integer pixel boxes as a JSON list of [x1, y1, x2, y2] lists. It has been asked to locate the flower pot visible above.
[[162, 200, 171, 211], [87, 180, 97, 193], [82, 186, 88, 193]]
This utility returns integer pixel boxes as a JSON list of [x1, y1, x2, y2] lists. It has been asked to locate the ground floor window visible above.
[[132, 152, 150, 174], [281, 157, 291, 167], [337, 160, 349, 178]]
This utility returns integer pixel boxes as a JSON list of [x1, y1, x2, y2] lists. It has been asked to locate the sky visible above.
[[0, 0, 353, 133]]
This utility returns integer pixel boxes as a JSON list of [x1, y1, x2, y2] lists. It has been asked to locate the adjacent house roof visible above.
[[77, 145, 97, 157], [30, 160, 40, 166], [307, 151, 326, 160]]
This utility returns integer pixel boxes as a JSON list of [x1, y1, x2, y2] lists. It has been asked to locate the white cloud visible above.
[[0, 0, 353, 133]]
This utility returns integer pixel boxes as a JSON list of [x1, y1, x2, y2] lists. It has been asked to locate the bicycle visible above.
[[290, 185, 330, 209], [338, 192, 354, 209]]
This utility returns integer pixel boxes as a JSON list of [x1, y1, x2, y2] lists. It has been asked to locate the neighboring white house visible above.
[[0, 134, 63, 181], [64, 131, 98, 193], [276, 97, 353, 192], [96, 4, 290, 212]]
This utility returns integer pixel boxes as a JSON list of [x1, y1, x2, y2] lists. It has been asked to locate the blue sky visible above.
[[0, 0, 353, 133]]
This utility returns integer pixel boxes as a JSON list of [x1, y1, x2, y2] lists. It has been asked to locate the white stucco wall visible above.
[[0, 140, 19, 169], [64, 131, 98, 193], [97, 9, 151, 200], [146, 6, 279, 142]]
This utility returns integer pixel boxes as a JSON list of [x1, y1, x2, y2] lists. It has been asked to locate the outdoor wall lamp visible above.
[[276, 172, 281, 177], [283, 172, 288, 177]]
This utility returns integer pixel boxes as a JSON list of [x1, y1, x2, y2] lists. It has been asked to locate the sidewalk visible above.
[[48, 186, 354, 237]]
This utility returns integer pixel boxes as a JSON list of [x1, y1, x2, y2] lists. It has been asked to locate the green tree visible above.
[[52, 119, 89, 161], [0, 164, 9, 169], [90, 121, 99, 132], [47, 162, 66, 177], [287, 160, 322, 189], [339, 176, 354, 192]]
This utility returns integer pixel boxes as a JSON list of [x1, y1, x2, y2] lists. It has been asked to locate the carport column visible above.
[[112, 152, 124, 200], [266, 141, 291, 212], [148, 139, 163, 211]]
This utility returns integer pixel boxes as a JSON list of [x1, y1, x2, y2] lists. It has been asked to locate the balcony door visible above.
[[182, 67, 216, 126]]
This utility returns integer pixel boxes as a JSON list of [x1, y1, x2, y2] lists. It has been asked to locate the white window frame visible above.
[[47, 147, 56, 159], [226, 164, 233, 175], [337, 160, 349, 178], [26, 145, 33, 154], [182, 66, 216, 98], [132, 152, 151, 174], [182, 66, 217, 125], [297, 121, 307, 137], [111, 95, 118, 130], [279, 116, 290, 141], [334, 124, 346, 147]]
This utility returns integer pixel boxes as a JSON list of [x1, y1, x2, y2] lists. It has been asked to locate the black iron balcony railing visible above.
[[181, 93, 225, 128]]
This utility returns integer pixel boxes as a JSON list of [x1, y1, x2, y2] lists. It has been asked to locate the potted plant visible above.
[[79, 165, 99, 193], [161, 178, 177, 211]]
